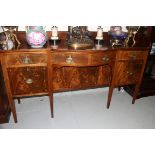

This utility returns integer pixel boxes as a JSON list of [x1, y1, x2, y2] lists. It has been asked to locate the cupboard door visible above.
[[115, 61, 143, 86], [7, 67, 48, 95]]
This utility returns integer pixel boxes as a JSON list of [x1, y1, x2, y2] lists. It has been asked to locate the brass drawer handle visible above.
[[26, 78, 33, 84], [102, 56, 109, 61], [130, 53, 137, 59], [66, 55, 73, 64], [23, 56, 31, 64], [127, 71, 133, 75]]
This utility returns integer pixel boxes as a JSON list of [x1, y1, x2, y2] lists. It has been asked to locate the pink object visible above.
[[27, 31, 46, 45], [26, 26, 47, 48]]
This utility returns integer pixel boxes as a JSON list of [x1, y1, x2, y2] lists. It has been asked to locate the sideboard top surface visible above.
[[0, 31, 151, 53]]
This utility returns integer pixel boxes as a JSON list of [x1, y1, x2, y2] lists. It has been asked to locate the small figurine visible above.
[[67, 26, 94, 50]]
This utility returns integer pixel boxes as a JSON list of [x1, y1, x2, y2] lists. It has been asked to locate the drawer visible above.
[[115, 62, 143, 85], [52, 53, 89, 65], [6, 53, 47, 66], [7, 67, 48, 95], [117, 51, 147, 61], [91, 52, 116, 65]]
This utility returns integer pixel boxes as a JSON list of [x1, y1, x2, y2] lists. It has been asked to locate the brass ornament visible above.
[[125, 26, 140, 47], [0, 26, 20, 50]]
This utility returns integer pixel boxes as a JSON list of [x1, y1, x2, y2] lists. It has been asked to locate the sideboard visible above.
[[0, 31, 150, 123]]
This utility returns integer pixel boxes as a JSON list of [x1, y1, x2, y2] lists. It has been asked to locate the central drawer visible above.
[[52, 52, 89, 66]]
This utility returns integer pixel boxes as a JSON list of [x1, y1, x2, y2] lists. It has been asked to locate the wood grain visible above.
[[0, 29, 152, 123]]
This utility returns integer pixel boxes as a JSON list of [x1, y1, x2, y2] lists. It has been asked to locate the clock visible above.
[[26, 26, 47, 48]]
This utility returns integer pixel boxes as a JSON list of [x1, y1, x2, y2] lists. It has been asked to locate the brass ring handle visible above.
[[102, 56, 109, 61], [127, 71, 133, 75], [106, 57, 110, 61], [26, 78, 33, 84], [102, 57, 106, 61], [66, 55, 73, 64], [23, 56, 31, 64], [130, 53, 137, 59]]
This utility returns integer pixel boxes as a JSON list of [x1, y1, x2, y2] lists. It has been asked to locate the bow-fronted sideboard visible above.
[[0, 31, 150, 123]]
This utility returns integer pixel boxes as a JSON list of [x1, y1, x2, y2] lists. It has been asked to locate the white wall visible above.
[[0, 27, 3, 32], [18, 26, 127, 32], [0, 26, 127, 32]]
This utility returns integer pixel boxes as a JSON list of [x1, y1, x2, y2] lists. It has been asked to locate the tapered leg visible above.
[[1, 54, 17, 123], [12, 103, 17, 123], [132, 85, 139, 104], [17, 97, 21, 104], [7, 95, 17, 123], [49, 92, 54, 118], [118, 87, 121, 91], [10, 99, 17, 123], [107, 86, 114, 109], [132, 98, 136, 104]]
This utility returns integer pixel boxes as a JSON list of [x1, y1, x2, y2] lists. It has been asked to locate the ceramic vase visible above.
[[26, 26, 47, 48]]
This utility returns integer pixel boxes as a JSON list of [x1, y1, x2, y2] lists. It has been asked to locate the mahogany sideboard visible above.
[[0, 32, 150, 123]]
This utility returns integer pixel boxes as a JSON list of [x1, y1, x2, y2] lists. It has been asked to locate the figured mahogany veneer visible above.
[[0, 33, 150, 123], [52, 66, 111, 91], [106, 49, 149, 108], [91, 51, 115, 65], [0, 49, 53, 123], [5, 51, 47, 67], [8, 67, 48, 96], [52, 50, 115, 91], [0, 30, 152, 123], [117, 50, 147, 61], [114, 62, 142, 85], [52, 52, 89, 66]]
